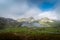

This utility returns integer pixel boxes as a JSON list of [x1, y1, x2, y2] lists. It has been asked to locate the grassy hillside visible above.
[[0, 27, 60, 33], [0, 27, 60, 40]]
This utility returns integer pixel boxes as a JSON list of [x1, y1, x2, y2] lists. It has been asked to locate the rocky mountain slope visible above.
[[0, 17, 60, 29], [0, 17, 20, 29], [17, 17, 60, 27]]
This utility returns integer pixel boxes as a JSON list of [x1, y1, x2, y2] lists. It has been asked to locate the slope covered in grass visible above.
[[0, 27, 60, 34], [0, 27, 60, 40]]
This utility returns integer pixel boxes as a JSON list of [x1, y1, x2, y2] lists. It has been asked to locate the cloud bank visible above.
[[0, 0, 60, 20]]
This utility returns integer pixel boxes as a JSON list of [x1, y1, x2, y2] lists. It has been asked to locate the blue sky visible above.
[[0, 0, 60, 20]]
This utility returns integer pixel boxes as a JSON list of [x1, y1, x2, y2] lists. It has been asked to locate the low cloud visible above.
[[38, 11, 58, 20], [0, 0, 60, 20]]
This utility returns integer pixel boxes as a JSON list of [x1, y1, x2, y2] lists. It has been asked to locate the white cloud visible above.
[[38, 11, 58, 20], [0, 0, 59, 20], [24, 7, 42, 17], [0, 0, 30, 19]]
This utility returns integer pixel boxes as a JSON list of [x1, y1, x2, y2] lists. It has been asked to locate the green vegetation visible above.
[[0, 27, 60, 40], [0, 17, 60, 40], [0, 27, 60, 34]]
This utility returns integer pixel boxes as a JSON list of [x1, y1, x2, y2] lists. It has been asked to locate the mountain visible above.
[[0, 17, 60, 29], [38, 17, 60, 27], [17, 17, 44, 27], [38, 17, 55, 27], [0, 17, 20, 29], [17, 17, 60, 27], [17, 17, 35, 23], [17, 17, 54, 27]]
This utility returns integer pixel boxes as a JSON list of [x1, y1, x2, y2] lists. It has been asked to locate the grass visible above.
[[0, 27, 60, 40]]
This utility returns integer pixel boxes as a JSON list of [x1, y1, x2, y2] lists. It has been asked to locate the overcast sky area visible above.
[[0, 0, 60, 20]]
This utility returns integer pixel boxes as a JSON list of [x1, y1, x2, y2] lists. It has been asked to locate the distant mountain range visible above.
[[17, 17, 60, 27], [0, 17, 60, 29]]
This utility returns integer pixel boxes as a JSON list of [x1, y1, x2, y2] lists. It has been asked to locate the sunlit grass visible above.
[[0, 27, 60, 34]]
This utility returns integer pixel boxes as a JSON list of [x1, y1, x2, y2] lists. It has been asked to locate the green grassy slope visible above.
[[0, 27, 60, 34], [0, 27, 60, 40]]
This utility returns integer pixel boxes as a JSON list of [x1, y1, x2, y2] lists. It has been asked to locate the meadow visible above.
[[0, 27, 60, 40]]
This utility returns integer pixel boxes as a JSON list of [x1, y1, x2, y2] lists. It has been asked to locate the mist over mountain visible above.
[[0, 17, 60, 29]]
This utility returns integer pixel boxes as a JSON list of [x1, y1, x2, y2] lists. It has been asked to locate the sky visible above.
[[0, 0, 60, 20]]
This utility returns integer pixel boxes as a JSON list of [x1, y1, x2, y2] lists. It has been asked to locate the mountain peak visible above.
[[40, 17, 54, 23], [17, 17, 35, 23]]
